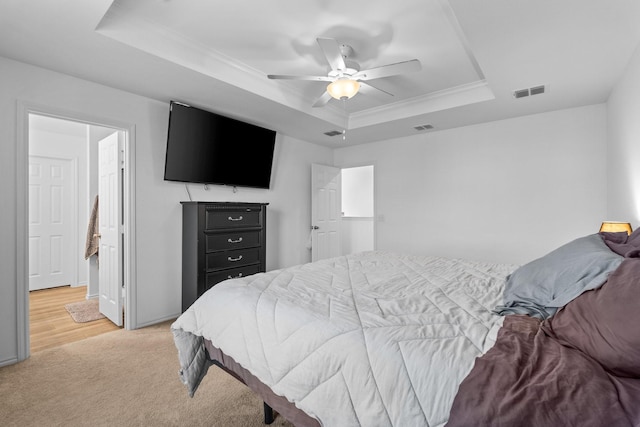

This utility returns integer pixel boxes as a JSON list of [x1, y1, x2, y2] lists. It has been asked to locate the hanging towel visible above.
[[84, 196, 99, 260]]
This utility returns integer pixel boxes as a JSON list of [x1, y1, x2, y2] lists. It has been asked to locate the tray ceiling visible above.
[[1, 0, 639, 145]]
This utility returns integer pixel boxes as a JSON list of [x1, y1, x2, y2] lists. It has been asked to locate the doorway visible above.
[[28, 114, 123, 349], [17, 105, 136, 361], [341, 165, 375, 254], [310, 163, 375, 262]]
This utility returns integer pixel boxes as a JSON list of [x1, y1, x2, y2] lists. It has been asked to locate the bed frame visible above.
[[204, 339, 320, 426]]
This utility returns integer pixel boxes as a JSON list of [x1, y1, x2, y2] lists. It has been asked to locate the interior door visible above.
[[28, 156, 74, 290], [98, 132, 123, 326], [311, 164, 342, 262]]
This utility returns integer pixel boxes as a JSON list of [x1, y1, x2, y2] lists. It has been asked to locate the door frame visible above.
[[16, 101, 137, 361]]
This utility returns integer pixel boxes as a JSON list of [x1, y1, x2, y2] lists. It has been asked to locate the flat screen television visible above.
[[164, 101, 276, 189]]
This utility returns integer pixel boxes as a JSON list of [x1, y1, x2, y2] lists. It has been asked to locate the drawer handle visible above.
[[228, 272, 243, 279], [228, 255, 243, 262], [228, 237, 243, 243], [228, 215, 243, 221]]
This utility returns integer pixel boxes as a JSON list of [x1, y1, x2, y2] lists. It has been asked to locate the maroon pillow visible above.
[[542, 258, 640, 377]]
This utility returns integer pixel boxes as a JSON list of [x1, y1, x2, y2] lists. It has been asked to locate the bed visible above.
[[172, 231, 640, 426]]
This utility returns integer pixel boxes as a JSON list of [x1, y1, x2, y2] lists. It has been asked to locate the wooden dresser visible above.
[[181, 201, 268, 312]]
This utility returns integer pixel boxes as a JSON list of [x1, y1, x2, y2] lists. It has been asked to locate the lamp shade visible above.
[[327, 78, 360, 100], [599, 221, 633, 235]]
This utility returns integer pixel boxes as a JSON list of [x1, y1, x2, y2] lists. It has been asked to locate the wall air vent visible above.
[[513, 85, 546, 99], [414, 124, 434, 131], [324, 130, 342, 137]]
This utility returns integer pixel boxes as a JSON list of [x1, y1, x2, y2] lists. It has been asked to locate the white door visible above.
[[311, 164, 342, 262], [28, 156, 74, 290], [98, 132, 123, 326]]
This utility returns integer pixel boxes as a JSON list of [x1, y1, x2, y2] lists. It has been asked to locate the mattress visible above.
[[172, 251, 516, 426]]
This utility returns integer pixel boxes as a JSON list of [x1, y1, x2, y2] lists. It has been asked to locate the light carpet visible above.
[[0, 321, 295, 427], [64, 299, 105, 323]]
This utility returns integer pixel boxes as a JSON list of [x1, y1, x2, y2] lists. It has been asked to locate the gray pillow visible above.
[[494, 234, 622, 318]]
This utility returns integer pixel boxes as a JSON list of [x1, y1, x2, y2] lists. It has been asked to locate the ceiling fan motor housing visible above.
[[329, 65, 359, 78]]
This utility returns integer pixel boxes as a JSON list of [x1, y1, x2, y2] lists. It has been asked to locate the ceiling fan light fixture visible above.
[[327, 78, 360, 100]]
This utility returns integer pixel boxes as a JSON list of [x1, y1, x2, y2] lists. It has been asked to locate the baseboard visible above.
[[0, 356, 19, 367], [135, 313, 180, 329], [86, 292, 99, 300]]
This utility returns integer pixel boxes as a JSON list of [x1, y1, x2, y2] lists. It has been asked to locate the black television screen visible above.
[[164, 101, 276, 189]]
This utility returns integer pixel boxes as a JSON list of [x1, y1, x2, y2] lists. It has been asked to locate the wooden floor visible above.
[[30, 285, 121, 353]]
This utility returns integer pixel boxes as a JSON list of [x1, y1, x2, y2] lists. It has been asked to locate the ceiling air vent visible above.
[[414, 124, 434, 131], [324, 130, 342, 137], [513, 85, 546, 99], [514, 88, 530, 98], [530, 85, 545, 95]]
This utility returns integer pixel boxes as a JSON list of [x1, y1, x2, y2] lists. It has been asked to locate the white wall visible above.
[[342, 218, 375, 254], [0, 56, 332, 366], [334, 104, 608, 265], [607, 42, 640, 228]]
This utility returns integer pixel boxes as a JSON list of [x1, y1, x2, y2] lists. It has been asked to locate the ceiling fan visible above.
[[267, 37, 422, 108]]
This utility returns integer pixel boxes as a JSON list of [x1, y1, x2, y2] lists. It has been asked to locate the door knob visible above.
[[93, 233, 101, 238], [311, 226, 319, 230]]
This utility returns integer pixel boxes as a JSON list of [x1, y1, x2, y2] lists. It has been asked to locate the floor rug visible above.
[[64, 298, 105, 323]]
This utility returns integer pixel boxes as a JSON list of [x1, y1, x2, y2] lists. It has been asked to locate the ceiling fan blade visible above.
[[312, 91, 333, 108], [268, 74, 333, 82], [316, 38, 347, 71], [353, 59, 421, 81], [358, 81, 394, 97]]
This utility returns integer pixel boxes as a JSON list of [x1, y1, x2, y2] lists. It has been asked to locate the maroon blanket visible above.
[[600, 229, 640, 258], [447, 259, 640, 427]]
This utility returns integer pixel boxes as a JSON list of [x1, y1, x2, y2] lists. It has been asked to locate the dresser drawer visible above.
[[205, 265, 261, 291], [205, 230, 261, 252], [205, 248, 260, 271], [205, 209, 262, 229]]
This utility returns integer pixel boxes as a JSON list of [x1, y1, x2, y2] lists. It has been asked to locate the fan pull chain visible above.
[[342, 98, 347, 141]]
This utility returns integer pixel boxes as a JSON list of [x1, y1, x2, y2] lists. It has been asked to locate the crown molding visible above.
[[96, 2, 347, 126], [348, 80, 495, 129]]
